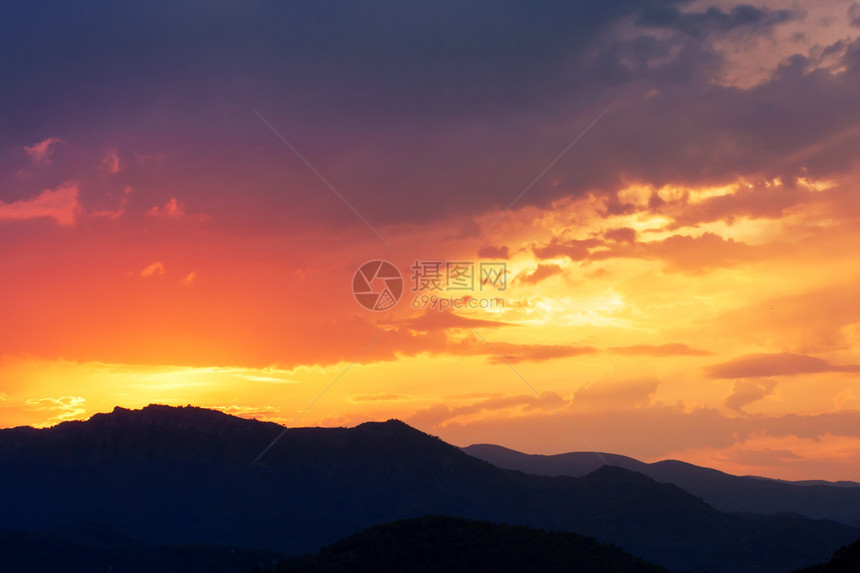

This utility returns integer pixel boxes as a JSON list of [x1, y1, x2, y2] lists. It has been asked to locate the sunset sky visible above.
[[3, 0, 860, 481]]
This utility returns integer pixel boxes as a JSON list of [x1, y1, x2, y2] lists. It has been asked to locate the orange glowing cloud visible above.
[[487, 342, 597, 364], [724, 379, 779, 413], [516, 264, 565, 285], [609, 344, 714, 357], [0, 183, 79, 225], [477, 245, 510, 259], [140, 261, 166, 278], [23, 395, 87, 426], [180, 271, 198, 286]]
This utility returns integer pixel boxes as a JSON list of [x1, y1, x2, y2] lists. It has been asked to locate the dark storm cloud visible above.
[[849, 3, 860, 28], [0, 0, 664, 131], [2, 0, 855, 232], [637, 4, 798, 38], [0, 0, 676, 230]]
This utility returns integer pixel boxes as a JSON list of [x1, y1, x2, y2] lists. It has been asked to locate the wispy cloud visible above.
[[140, 261, 166, 278], [516, 264, 565, 285], [24, 396, 86, 426], [91, 185, 132, 219], [148, 197, 187, 218], [610, 343, 713, 357], [24, 137, 63, 165], [487, 342, 597, 364], [725, 379, 778, 413], [349, 393, 414, 403], [101, 148, 123, 174], [706, 353, 860, 378]]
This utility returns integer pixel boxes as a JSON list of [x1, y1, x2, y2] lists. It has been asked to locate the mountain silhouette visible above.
[[463, 443, 860, 526], [263, 515, 668, 573], [0, 404, 857, 572], [794, 538, 860, 572], [0, 524, 281, 573]]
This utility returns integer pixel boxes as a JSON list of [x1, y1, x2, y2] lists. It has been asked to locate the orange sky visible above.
[[2, 0, 860, 481]]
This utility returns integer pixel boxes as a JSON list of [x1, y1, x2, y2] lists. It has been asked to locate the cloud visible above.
[[706, 353, 860, 379], [658, 179, 821, 229], [408, 393, 557, 429], [419, 395, 860, 463], [534, 231, 763, 273], [637, 4, 798, 39], [238, 375, 296, 384], [477, 244, 510, 259], [533, 238, 602, 261], [148, 197, 186, 217], [3, 2, 856, 233], [147, 197, 211, 223], [604, 227, 637, 243], [487, 342, 597, 364], [516, 264, 564, 285], [724, 379, 779, 413], [24, 137, 63, 165], [140, 261, 166, 278], [627, 232, 763, 272], [373, 312, 596, 365], [91, 185, 132, 219], [392, 309, 512, 332], [710, 281, 860, 354], [210, 404, 281, 420], [720, 446, 801, 467], [24, 396, 86, 425], [746, 410, 860, 441], [349, 393, 414, 403], [850, 3, 860, 28], [101, 149, 122, 174], [180, 271, 198, 286], [574, 378, 659, 408], [609, 343, 713, 357], [0, 183, 79, 225]]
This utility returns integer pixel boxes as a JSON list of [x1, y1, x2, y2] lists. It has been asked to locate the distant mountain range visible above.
[[463, 444, 860, 527], [0, 404, 857, 573], [265, 515, 668, 573]]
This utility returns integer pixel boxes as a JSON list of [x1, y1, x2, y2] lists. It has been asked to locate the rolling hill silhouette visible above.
[[263, 515, 668, 573], [463, 443, 860, 527], [0, 404, 856, 572], [0, 524, 281, 573], [794, 537, 860, 572]]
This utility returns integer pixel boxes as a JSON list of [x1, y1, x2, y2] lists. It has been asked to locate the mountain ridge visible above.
[[264, 515, 669, 573], [463, 443, 860, 526], [466, 442, 860, 486], [1, 404, 856, 573]]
